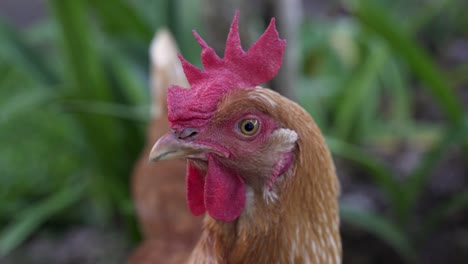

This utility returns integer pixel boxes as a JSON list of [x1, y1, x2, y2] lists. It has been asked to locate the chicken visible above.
[[128, 30, 202, 263], [149, 12, 342, 263]]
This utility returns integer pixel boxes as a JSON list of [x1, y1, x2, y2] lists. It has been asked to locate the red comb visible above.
[[167, 11, 286, 129]]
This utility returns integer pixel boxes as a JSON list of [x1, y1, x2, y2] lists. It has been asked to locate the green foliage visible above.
[[0, 0, 207, 256], [304, 0, 467, 262], [348, 0, 464, 125], [0, 0, 466, 262]]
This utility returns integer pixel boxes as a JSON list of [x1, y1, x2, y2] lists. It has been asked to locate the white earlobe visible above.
[[270, 128, 298, 152]]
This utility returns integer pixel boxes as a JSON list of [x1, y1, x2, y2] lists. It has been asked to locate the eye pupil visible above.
[[244, 121, 255, 131]]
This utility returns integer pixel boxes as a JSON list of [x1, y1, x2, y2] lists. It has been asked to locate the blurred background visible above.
[[0, 0, 467, 263]]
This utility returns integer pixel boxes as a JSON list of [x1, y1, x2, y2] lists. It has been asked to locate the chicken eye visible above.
[[239, 119, 259, 135]]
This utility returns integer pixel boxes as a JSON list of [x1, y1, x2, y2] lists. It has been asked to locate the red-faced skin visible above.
[[151, 93, 290, 222], [184, 104, 284, 221], [181, 107, 280, 162]]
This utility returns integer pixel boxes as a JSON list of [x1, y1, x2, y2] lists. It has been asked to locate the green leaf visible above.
[[0, 184, 85, 256], [340, 205, 416, 262], [348, 0, 464, 125]]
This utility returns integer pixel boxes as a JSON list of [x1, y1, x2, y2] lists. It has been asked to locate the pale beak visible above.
[[149, 132, 212, 162]]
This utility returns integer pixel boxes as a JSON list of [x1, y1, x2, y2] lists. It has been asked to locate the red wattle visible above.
[[204, 155, 246, 222], [186, 162, 206, 215]]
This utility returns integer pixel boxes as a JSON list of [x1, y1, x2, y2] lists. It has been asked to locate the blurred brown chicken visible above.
[[128, 30, 202, 264]]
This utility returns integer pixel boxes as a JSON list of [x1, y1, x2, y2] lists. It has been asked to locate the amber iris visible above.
[[239, 119, 259, 135]]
